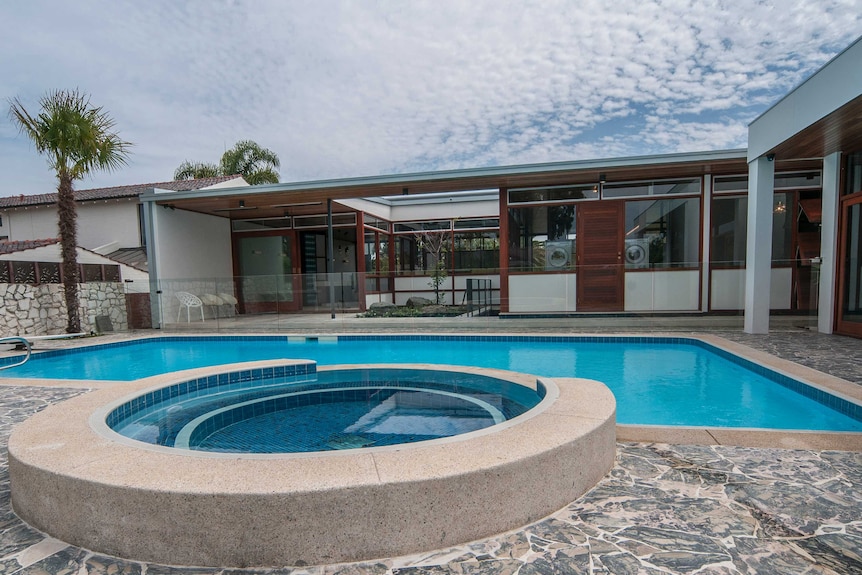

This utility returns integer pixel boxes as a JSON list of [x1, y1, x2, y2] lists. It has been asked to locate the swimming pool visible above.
[[5, 335, 862, 431]]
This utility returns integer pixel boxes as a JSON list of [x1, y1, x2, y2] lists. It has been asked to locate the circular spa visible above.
[[110, 367, 544, 454], [8, 360, 616, 568]]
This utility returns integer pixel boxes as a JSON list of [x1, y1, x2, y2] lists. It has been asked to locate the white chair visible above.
[[218, 292, 239, 316], [200, 293, 225, 318], [176, 291, 205, 322]]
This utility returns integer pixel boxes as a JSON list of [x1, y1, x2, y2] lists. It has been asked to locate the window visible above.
[[772, 192, 793, 264], [508, 184, 598, 204], [453, 231, 499, 272], [454, 218, 499, 230], [711, 196, 747, 266], [603, 178, 700, 199], [714, 172, 821, 194], [507, 205, 576, 271], [293, 214, 355, 228], [232, 218, 292, 231], [709, 192, 796, 267], [846, 153, 862, 196], [394, 221, 451, 233], [395, 232, 451, 274], [363, 215, 390, 232], [364, 231, 391, 292], [625, 198, 700, 268]]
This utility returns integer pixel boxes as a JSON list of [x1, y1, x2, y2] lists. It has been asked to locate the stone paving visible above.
[[1, 323, 861, 574]]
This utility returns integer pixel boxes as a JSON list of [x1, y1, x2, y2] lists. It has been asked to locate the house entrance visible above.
[[576, 202, 624, 311], [235, 233, 301, 314]]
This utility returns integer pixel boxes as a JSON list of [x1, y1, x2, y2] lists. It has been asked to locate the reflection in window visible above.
[[708, 193, 799, 267], [508, 205, 576, 271], [711, 196, 747, 266], [772, 192, 792, 263], [625, 198, 700, 268]]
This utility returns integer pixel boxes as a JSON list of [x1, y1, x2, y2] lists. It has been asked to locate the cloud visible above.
[[1, 0, 860, 195]]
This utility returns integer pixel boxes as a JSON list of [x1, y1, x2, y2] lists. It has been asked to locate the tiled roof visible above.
[[0, 238, 59, 255], [0, 175, 244, 208]]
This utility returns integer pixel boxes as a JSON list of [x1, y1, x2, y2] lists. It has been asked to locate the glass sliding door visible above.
[[236, 234, 300, 313]]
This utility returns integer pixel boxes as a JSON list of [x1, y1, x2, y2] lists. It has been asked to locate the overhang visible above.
[[141, 150, 756, 220], [748, 36, 862, 162]]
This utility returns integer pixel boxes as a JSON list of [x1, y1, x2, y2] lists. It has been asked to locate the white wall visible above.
[[391, 274, 499, 307], [394, 276, 454, 305], [1, 199, 142, 249], [710, 268, 792, 310], [152, 208, 233, 281], [336, 198, 392, 221], [365, 292, 394, 307], [508, 274, 577, 312], [625, 271, 700, 311]]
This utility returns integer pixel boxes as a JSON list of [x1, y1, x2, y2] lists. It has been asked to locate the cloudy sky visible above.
[[1, 1, 861, 196]]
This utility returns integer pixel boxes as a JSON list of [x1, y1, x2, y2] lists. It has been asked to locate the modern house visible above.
[[26, 35, 846, 339]]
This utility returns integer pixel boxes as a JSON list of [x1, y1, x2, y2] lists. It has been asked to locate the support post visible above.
[[142, 199, 163, 329], [327, 198, 336, 320], [744, 155, 775, 333], [818, 151, 842, 333]]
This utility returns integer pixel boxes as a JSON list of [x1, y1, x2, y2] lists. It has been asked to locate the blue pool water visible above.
[[5, 335, 862, 430], [108, 367, 544, 453]]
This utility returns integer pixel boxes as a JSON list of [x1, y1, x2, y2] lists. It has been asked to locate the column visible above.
[[818, 152, 841, 333], [744, 155, 775, 333]]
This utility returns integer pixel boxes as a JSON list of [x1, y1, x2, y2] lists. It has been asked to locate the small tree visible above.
[[414, 231, 450, 305], [9, 90, 131, 333]]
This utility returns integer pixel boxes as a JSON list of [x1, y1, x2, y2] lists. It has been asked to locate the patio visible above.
[[0, 320, 860, 574]]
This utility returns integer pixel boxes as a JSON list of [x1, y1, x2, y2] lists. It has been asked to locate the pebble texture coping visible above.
[[7, 361, 616, 567]]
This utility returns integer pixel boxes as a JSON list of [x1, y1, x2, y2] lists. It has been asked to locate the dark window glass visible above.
[[772, 192, 793, 263], [454, 218, 499, 230], [453, 231, 499, 272], [774, 172, 820, 189], [710, 196, 747, 266], [714, 176, 748, 193], [624, 198, 700, 268], [508, 185, 598, 204], [507, 205, 576, 271], [845, 153, 862, 196], [394, 221, 451, 233], [232, 218, 291, 231], [603, 178, 700, 199]]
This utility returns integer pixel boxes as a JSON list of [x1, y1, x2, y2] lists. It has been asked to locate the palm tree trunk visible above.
[[57, 174, 81, 333]]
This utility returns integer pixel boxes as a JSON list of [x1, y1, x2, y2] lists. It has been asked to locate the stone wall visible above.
[[0, 282, 128, 337]]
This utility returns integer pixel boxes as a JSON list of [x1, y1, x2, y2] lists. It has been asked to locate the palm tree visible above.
[[9, 90, 131, 333], [174, 139, 281, 184], [173, 160, 220, 180], [220, 140, 280, 185]]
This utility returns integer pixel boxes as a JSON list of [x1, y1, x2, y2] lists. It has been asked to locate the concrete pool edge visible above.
[[8, 361, 617, 567]]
